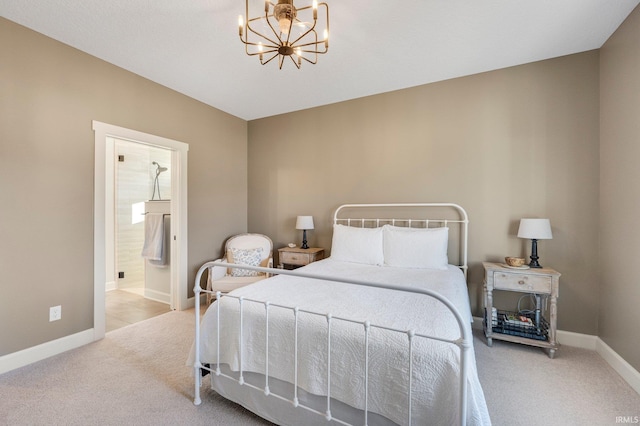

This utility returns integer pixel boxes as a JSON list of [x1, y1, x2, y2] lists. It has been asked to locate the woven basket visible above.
[[505, 256, 526, 267]]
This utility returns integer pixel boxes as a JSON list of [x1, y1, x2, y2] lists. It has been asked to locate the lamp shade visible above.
[[517, 218, 552, 240], [296, 216, 314, 230]]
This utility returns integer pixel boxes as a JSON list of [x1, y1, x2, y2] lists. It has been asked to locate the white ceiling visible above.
[[1, 0, 639, 120]]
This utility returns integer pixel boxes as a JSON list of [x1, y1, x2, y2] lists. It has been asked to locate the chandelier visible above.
[[238, 0, 329, 69]]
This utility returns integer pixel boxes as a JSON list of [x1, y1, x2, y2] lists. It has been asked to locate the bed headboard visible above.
[[333, 203, 469, 279]]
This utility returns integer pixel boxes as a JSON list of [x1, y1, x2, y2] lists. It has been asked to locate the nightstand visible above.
[[278, 247, 324, 269], [483, 261, 561, 358]]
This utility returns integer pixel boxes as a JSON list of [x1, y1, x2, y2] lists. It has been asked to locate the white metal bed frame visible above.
[[193, 203, 471, 426]]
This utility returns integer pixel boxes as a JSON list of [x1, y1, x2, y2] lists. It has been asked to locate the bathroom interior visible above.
[[106, 139, 173, 332]]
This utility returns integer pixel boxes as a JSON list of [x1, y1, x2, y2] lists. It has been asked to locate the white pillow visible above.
[[383, 225, 449, 270], [330, 224, 384, 266]]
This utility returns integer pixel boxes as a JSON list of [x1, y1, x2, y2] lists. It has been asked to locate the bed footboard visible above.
[[192, 261, 473, 426]]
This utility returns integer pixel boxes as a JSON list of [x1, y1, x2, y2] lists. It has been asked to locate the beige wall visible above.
[[0, 18, 247, 356], [599, 5, 640, 371], [248, 51, 601, 335]]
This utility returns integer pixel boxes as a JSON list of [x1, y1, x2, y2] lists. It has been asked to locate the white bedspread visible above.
[[195, 259, 491, 425]]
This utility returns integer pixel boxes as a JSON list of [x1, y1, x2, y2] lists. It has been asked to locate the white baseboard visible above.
[[1, 293, 195, 375], [472, 316, 639, 396], [472, 316, 483, 331], [144, 288, 170, 305], [105, 280, 117, 291], [0, 329, 95, 375], [557, 329, 598, 350], [596, 338, 640, 396], [183, 294, 206, 310]]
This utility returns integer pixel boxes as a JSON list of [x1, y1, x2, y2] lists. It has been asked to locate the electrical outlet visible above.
[[49, 305, 62, 322]]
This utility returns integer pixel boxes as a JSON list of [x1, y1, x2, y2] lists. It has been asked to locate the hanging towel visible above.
[[141, 213, 165, 264]]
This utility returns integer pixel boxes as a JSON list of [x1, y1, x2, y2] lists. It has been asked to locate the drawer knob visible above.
[[518, 280, 525, 285]]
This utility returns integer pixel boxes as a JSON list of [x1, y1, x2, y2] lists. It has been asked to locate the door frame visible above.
[[93, 121, 189, 340]]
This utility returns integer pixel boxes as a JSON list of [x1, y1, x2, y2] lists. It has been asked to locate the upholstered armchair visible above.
[[206, 233, 273, 303]]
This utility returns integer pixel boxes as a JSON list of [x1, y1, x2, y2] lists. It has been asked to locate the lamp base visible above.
[[301, 229, 309, 249], [529, 260, 543, 268], [528, 238, 542, 268]]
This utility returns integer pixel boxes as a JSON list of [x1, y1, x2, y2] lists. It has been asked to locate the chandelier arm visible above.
[[318, 2, 330, 25], [246, 48, 279, 57], [246, 20, 282, 48], [285, 28, 293, 46], [291, 2, 328, 18], [288, 27, 317, 47], [319, 2, 330, 48], [287, 11, 318, 46], [288, 3, 328, 47], [261, 52, 280, 66], [302, 48, 327, 56], [243, 33, 280, 49], [288, 54, 302, 69], [239, 36, 279, 51], [293, 39, 327, 50], [299, 54, 318, 65], [241, 37, 279, 57], [260, 9, 289, 46], [295, 47, 327, 55], [283, 12, 294, 46], [309, 2, 329, 36]]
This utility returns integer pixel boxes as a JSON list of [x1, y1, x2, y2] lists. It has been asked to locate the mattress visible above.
[[194, 258, 491, 425]]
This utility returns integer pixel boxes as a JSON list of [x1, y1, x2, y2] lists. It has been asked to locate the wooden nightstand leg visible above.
[[484, 282, 494, 347], [549, 294, 558, 349]]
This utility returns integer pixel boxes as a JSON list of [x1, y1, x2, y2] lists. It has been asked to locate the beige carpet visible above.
[[474, 333, 640, 425], [1, 308, 638, 425], [0, 309, 270, 426]]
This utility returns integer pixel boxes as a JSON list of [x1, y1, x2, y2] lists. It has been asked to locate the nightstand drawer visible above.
[[494, 272, 551, 294], [280, 251, 310, 265]]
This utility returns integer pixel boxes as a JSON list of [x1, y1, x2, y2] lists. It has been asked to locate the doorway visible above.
[[107, 139, 173, 331], [93, 121, 189, 341]]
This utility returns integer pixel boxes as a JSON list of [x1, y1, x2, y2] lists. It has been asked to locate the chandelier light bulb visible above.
[[279, 18, 292, 34]]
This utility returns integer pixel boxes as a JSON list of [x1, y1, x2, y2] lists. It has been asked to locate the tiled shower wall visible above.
[[115, 140, 171, 290]]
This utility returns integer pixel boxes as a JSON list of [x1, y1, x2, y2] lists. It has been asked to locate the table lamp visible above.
[[296, 216, 314, 249], [517, 218, 553, 268]]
